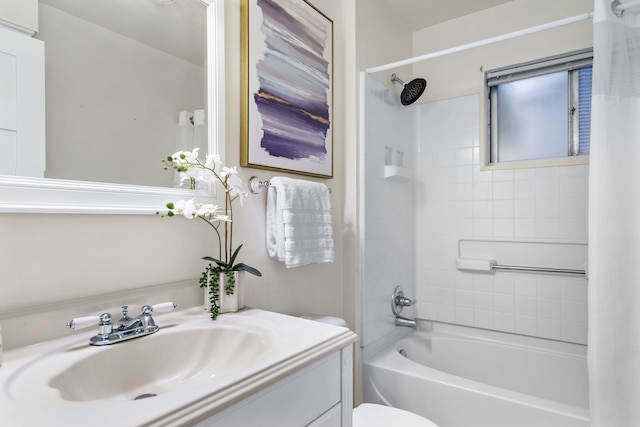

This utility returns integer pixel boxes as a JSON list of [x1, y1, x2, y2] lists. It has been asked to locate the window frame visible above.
[[484, 48, 592, 169]]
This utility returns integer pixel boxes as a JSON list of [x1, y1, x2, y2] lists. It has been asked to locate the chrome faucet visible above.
[[395, 315, 418, 329], [67, 302, 176, 346], [391, 286, 417, 329]]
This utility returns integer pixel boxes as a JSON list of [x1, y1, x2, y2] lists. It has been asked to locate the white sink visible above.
[[0, 307, 356, 426], [5, 309, 279, 404], [49, 326, 276, 402]]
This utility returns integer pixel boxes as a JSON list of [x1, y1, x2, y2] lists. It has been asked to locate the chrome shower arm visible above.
[[390, 73, 405, 86]]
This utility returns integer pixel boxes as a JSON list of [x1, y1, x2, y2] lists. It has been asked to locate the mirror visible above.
[[37, 0, 207, 187], [0, 0, 224, 213]]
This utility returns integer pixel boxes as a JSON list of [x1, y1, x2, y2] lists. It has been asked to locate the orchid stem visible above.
[[199, 216, 223, 261]]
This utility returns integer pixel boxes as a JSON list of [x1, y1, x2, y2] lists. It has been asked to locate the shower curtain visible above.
[[588, 1, 640, 425]]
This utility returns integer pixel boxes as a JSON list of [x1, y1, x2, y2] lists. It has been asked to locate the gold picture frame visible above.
[[241, 0, 333, 178]]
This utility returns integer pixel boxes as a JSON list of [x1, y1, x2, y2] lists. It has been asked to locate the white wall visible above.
[[0, 0, 37, 32], [414, 95, 588, 344], [0, 0, 351, 332], [360, 74, 414, 348], [411, 0, 593, 103], [355, 0, 413, 89], [222, 0, 349, 321]]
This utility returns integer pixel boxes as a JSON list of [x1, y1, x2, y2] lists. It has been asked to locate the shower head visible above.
[[390, 73, 427, 106]]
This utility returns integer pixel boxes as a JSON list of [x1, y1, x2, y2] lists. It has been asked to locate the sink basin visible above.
[[49, 326, 276, 402], [6, 311, 279, 404]]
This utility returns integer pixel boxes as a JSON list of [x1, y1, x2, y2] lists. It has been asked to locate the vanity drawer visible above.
[[199, 351, 342, 427]]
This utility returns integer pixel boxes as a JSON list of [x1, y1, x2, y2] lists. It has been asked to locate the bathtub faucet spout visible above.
[[395, 315, 417, 329]]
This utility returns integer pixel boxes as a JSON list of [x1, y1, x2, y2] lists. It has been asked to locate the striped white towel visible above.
[[266, 177, 334, 268]]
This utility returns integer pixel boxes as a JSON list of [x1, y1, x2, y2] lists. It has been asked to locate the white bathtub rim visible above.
[[362, 320, 587, 366], [412, 319, 587, 357], [365, 348, 590, 422]]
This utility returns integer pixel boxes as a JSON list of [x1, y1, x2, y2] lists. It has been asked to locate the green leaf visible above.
[[233, 263, 262, 277], [229, 244, 243, 266], [202, 256, 230, 269]]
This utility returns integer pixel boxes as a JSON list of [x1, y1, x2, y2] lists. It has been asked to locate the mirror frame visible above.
[[0, 0, 224, 214]]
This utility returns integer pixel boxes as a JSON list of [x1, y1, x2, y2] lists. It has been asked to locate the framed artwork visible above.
[[241, 0, 333, 178]]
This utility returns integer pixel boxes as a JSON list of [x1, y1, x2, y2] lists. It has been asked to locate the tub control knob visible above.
[[395, 294, 415, 307], [391, 286, 416, 316]]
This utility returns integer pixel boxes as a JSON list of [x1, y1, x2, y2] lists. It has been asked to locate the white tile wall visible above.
[[361, 75, 415, 347], [414, 94, 589, 345]]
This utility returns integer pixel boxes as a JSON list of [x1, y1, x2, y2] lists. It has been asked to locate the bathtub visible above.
[[362, 322, 589, 427]]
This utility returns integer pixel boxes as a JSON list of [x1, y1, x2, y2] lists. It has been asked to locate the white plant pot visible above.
[[204, 270, 245, 315]]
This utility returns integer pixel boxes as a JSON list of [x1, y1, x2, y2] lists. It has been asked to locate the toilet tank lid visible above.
[[301, 314, 348, 328]]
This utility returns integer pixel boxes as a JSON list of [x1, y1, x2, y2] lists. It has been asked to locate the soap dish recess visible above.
[[384, 165, 412, 181]]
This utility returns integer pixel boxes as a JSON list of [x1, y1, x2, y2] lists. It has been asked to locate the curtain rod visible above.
[[365, 12, 594, 74], [612, 0, 640, 17]]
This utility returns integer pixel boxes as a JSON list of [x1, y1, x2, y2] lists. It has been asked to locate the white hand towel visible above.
[[266, 177, 334, 268]]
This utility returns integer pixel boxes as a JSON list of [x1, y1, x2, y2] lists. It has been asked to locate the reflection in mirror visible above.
[[0, 0, 223, 213], [35, 0, 207, 188]]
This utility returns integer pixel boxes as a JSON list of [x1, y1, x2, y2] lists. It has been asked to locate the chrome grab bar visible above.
[[492, 264, 586, 276]]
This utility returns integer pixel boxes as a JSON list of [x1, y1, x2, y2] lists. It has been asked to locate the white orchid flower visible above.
[[171, 148, 196, 164], [226, 173, 248, 206], [205, 153, 222, 171], [229, 188, 248, 206], [220, 166, 237, 178], [214, 214, 232, 222], [195, 203, 219, 217], [173, 199, 197, 219], [183, 148, 200, 164]]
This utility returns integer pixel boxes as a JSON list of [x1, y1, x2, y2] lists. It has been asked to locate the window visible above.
[[485, 49, 592, 166]]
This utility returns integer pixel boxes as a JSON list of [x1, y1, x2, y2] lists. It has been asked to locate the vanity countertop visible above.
[[0, 307, 357, 426]]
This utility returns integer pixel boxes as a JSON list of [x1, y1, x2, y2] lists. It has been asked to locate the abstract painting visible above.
[[241, 0, 333, 178]]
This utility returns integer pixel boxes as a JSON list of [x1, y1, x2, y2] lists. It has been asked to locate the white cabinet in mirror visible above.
[[0, 0, 225, 214]]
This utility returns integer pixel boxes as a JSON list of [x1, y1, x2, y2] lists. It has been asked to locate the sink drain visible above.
[[134, 393, 158, 400], [398, 349, 407, 358]]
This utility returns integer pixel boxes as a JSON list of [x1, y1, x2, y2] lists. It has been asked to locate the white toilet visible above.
[[353, 403, 439, 427], [302, 315, 439, 427]]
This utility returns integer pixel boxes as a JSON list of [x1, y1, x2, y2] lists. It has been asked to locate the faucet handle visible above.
[[67, 313, 112, 334], [136, 303, 175, 332], [150, 302, 177, 314], [396, 294, 415, 307], [66, 315, 100, 330], [118, 305, 133, 325], [391, 286, 416, 316]]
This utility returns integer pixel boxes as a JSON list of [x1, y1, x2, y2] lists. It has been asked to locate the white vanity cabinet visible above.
[[197, 346, 354, 427]]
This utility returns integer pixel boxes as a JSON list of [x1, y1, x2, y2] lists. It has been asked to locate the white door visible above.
[[0, 26, 44, 177]]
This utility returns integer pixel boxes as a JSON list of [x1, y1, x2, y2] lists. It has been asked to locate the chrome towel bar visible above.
[[492, 264, 586, 276], [456, 257, 587, 277], [248, 176, 332, 195]]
